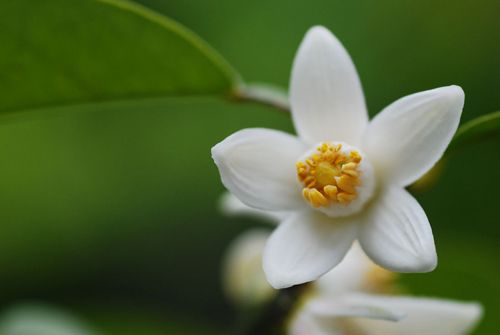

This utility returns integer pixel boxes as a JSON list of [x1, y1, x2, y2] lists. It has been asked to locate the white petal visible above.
[[362, 86, 464, 186], [359, 187, 437, 273], [307, 294, 406, 321], [212, 128, 307, 211], [289, 310, 341, 335], [348, 295, 483, 335], [219, 192, 289, 224], [290, 26, 368, 145], [315, 242, 376, 296], [263, 211, 357, 289]]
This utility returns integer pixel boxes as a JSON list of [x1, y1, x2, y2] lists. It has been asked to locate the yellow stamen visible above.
[[342, 169, 359, 177], [302, 188, 328, 208], [323, 185, 338, 198], [335, 175, 357, 194], [297, 143, 362, 208], [337, 192, 357, 204], [341, 162, 357, 170]]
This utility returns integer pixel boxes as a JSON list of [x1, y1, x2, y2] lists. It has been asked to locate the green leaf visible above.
[[448, 111, 500, 153], [0, 0, 240, 114]]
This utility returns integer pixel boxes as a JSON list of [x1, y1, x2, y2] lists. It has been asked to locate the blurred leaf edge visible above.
[[448, 110, 500, 153]]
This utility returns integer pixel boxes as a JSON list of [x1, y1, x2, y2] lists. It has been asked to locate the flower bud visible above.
[[222, 229, 276, 306]]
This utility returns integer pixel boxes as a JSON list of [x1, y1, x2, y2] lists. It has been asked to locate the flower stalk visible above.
[[234, 284, 309, 335]]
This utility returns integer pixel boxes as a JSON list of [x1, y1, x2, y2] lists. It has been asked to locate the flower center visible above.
[[297, 143, 362, 208]]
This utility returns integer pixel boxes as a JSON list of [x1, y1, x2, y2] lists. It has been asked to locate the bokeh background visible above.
[[0, 0, 499, 333]]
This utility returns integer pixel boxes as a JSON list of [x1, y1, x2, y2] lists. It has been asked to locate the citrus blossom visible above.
[[212, 26, 464, 288]]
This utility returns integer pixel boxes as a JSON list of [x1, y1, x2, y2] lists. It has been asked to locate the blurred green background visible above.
[[0, 0, 498, 333]]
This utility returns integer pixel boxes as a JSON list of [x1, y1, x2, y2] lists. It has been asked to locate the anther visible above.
[[303, 188, 328, 208], [323, 185, 338, 198], [297, 142, 363, 208]]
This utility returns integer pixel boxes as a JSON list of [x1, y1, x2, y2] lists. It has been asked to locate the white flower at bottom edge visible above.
[[222, 227, 483, 335], [291, 293, 482, 335], [290, 243, 482, 335], [212, 25, 465, 289]]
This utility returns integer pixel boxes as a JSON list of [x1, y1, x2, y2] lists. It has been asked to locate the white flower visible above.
[[212, 26, 464, 288], [221, 225, 482, 335], [290, 243, 482, 335]]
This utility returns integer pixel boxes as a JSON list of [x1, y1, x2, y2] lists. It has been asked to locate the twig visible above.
[[231, 84, 290, 113]]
